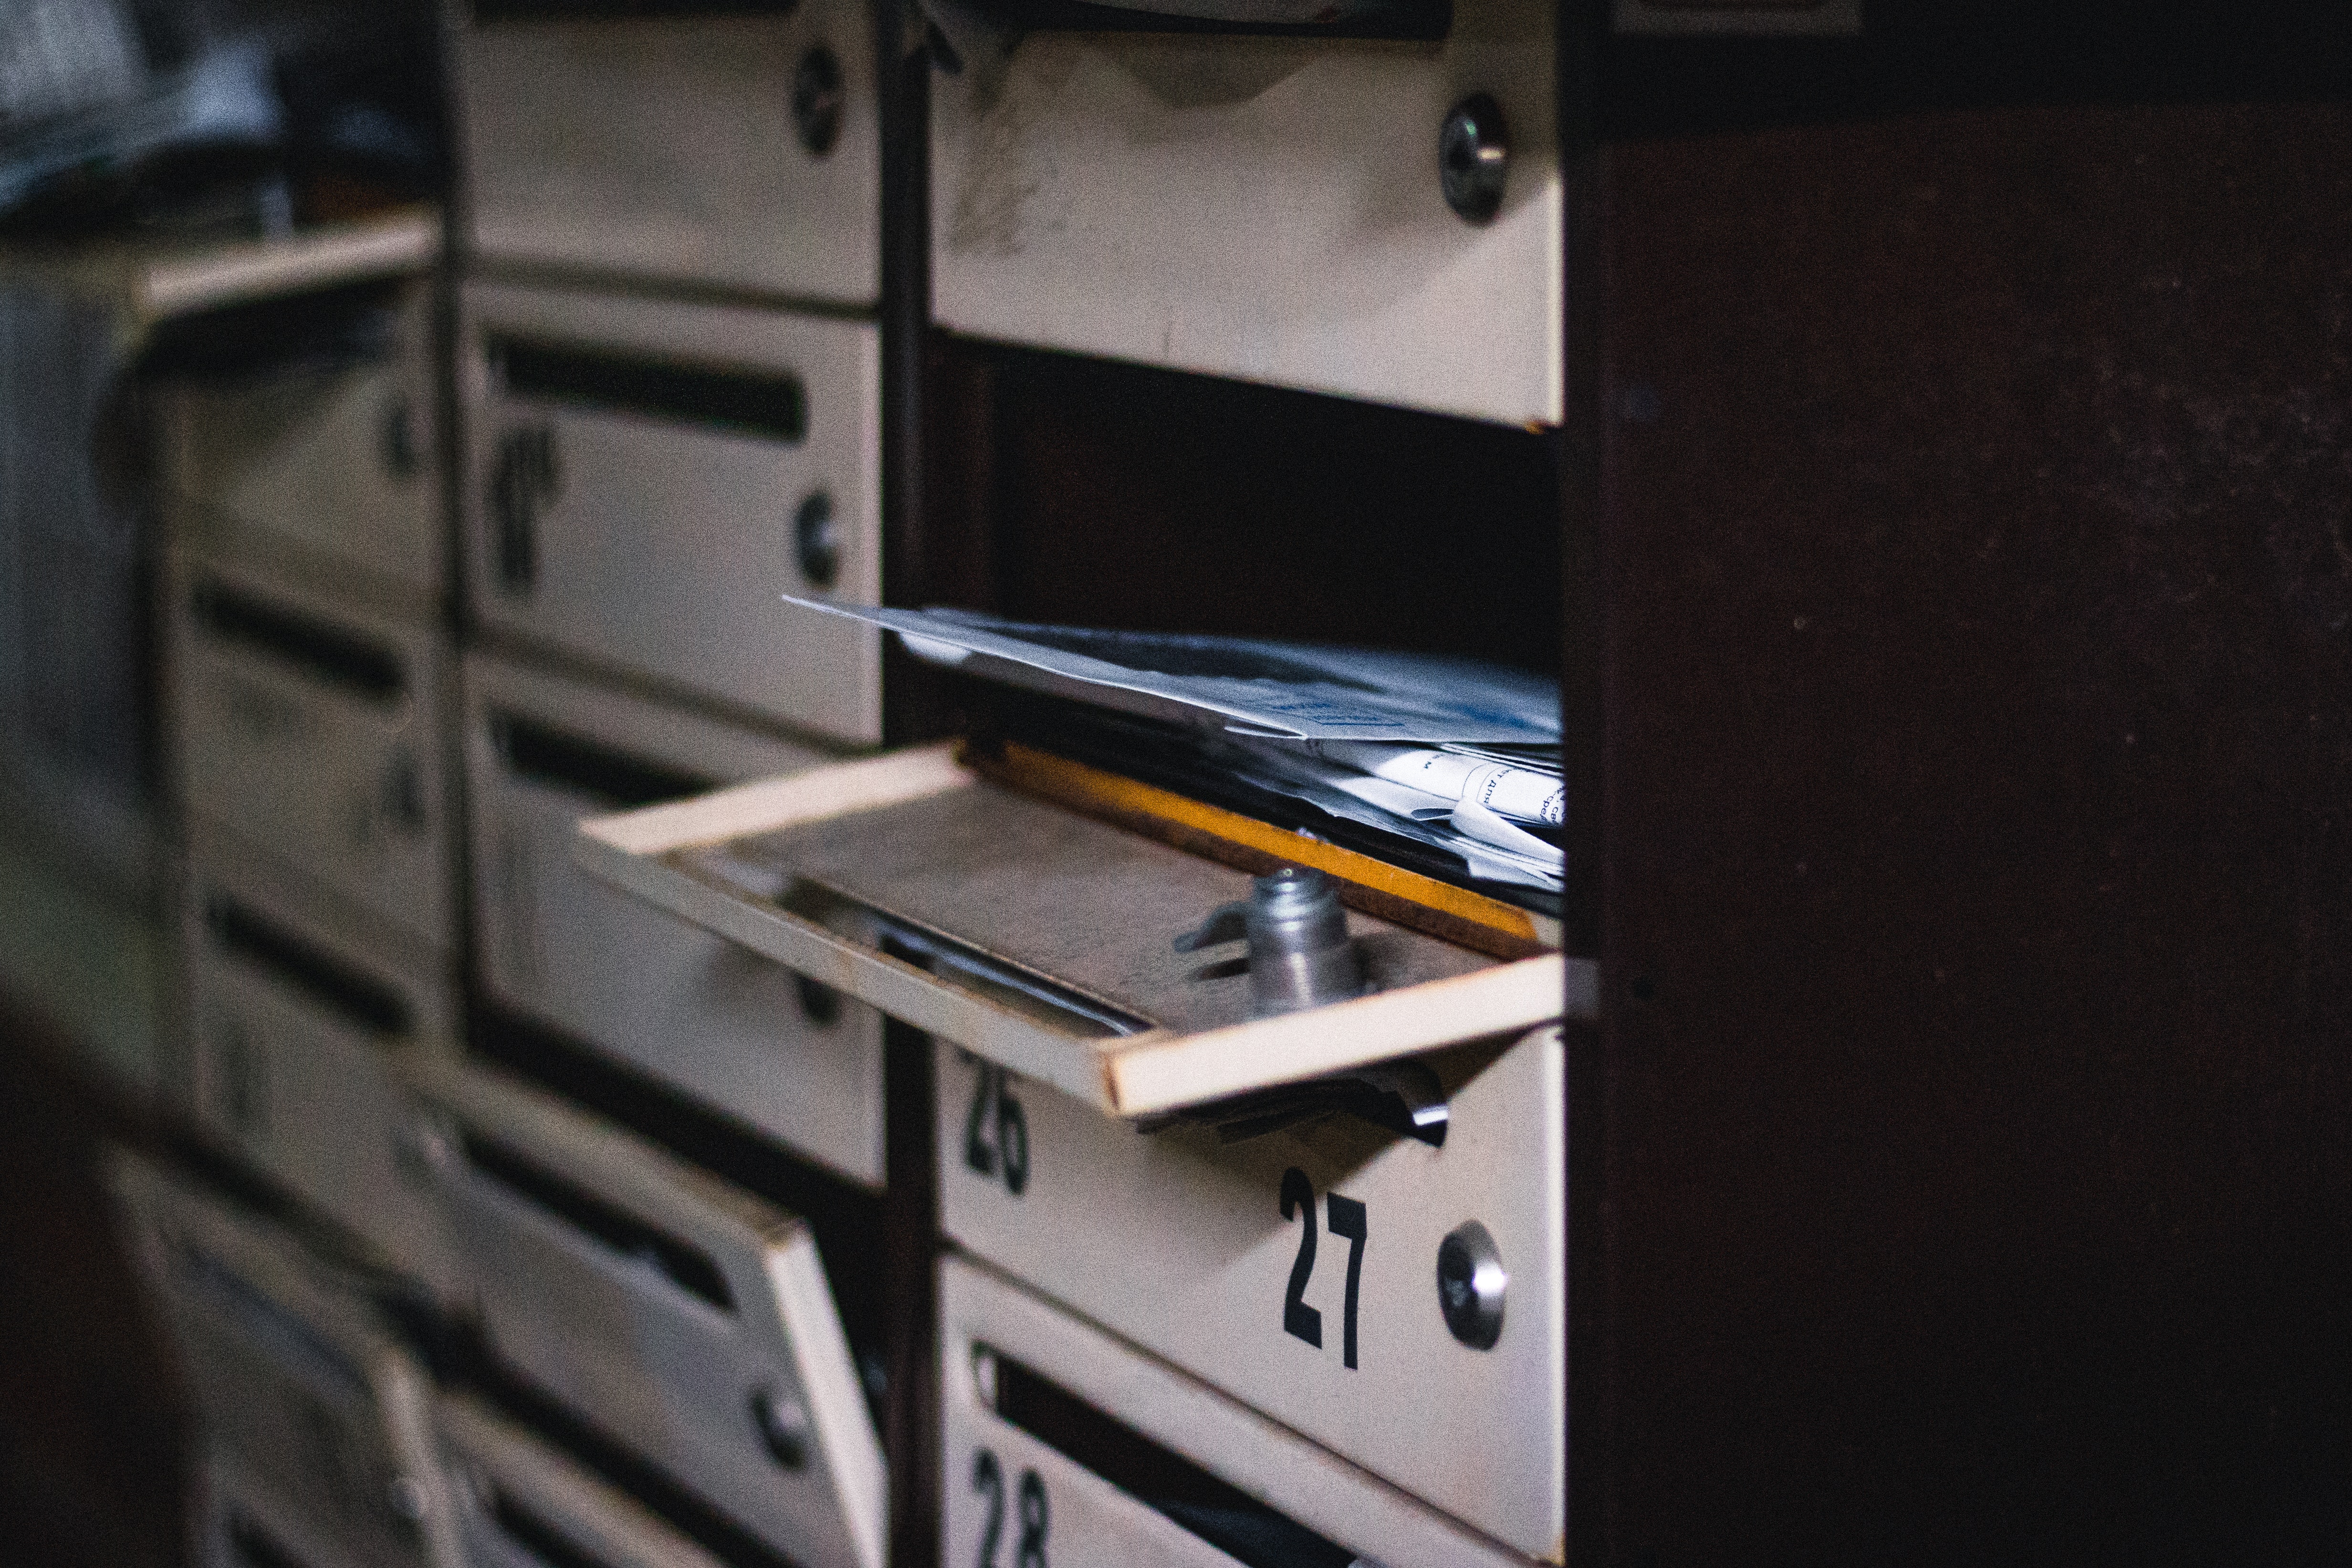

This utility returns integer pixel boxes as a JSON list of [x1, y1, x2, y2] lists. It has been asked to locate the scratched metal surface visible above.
[[728, 780, 1494, 1038]]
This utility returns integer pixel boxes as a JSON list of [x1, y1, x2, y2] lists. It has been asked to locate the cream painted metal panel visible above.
[[415, 1061, 887, 1568], [157, 279, 441, 611], [436, 1393, 730, 1568], [179, 821, 463, 1298], [939, 1255, 1535, 1568], [109, 1153, 464, 1568], [929, 0, 1560, 425], [575, 749, 1587, 1118], [456, 10, 879, 304], [463, 650, 885, 1187], [939, 1025, 1562, 1558], [165, 551, 457, 951], [458, 282, 881, 745]]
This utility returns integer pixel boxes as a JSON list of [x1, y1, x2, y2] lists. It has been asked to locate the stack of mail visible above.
[[786, 601, 1565, 902]]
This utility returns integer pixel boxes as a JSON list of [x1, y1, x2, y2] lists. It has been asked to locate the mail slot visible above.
[[179, 823, 463, 1298], [930, 0, 1559, 425], [435, 1392, 734, 1568], [575, 746, 1586, 1121], [195, 1454, 368, 1568], [939, 1024, 1560, 1557], [151, 277, 441, 608], [940, 1254, 1534, 1568], [459, 282, 881, 745], [463, 650, 885, 1186], [166, 552, 456, 952], [109, 1153, 463, 1568], [455, 3, 878, 303], [413, 1060, 886, 1568]]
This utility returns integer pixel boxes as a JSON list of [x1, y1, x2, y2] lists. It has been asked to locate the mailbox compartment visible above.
[[414, 1060, 886, 1568], [459, 281, 881, 745], [938, 1025, 1561, 1558], [940, 1254, 1534, 1568], [930, 0, 1559, 425], [454, 4, 879, 304], [575, 746, 1584, 1120], [464, 650, 885, 1186], [166, 552, 457, 952], [110, 1154, 463, 1568], [179, 823, 462, 1297], [435, 1393, 738, 1568], [152, 276, 442, 608]]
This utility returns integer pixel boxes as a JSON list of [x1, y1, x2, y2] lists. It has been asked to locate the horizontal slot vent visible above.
[[462, 1133, 735, 1314], [227, 1510, 316, 1568], [489, 335, 806, 445], [986, 1350, 1357, 1568], [176, 1240, 370, 1404], [142, 277, 403, 386], [491, 712, 715, 809], [489, 1488, 611, 1568], [207, 898, 413, 1038], [192, 582, 406, 704]]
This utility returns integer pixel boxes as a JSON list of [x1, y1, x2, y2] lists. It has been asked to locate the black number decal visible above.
[[1016, 1469, 1049, 1568], [996, 1074, 1029, 1196], [972, 1448, 1004, 1568], [1279, 1166, 1323, 1348], [963, 1056, 998, 1180], [1278, 1170, 1370, 1369], [962, 1059, 1031, 1197], [972, 1449, 1046, 1568], [1326, 1192, 1368, 1370]]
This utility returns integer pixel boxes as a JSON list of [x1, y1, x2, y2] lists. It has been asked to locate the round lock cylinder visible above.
[[1439, 94, 1510, 225], [750, 1385, 813, 1470], [1437, 1221, 1508, 1349]]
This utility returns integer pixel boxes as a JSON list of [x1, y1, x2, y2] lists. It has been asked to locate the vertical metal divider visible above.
[[1558, 4, 1612, 1566], [878, 3, 946, 1564]]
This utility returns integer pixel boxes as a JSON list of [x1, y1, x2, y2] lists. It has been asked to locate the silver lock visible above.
[[1175, 866, 1362, 1017], [1437, 1221, 1507, 1350], [1439, 94, 1510, 225], [793, 45, 844, 158], [794, 490, 841, 590]]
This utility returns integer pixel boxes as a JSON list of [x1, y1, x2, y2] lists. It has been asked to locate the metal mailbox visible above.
[[166, 552, 457, 952], [464, 651, 885, 1187], [938, 1025, 1562, 1559], [435, 1392, 732, 1568], [109, 1153, 463, 1568], [413, 1060, 887, 1568], [459, 281, 882, 745], [454, 4, 879, 304], [939, 1254, 1534, 1568], [154, 277, 442, 608], [179, 823, 463, 1298], [930, 0, 1560, 426]]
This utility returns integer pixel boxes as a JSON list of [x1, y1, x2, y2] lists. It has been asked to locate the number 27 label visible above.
[[1281, 1166, 1368, 1370]]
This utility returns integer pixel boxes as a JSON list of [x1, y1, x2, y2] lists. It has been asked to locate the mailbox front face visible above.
[[458, 282, 882, 745], [938, 1027, 1565, 1558], [167, 556, 456, 952], [179, 830, 461, 1297], [436, 1393, 729, 1568], [930, 0, 1560, 426], [111, 1159, 458, 1568], [463, 652, 885, 1187], [938, 1256, 1533, 1568], [159, 280, 441, 606], [458, 7, 880, 304], [421, 1066, 886, 1568]]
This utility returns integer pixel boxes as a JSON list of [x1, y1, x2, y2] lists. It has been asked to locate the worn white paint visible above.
[[930, 0, 1560, 425], [457, 12, 879, 304], [165, 549, 459, 953], [458, 281, 883, 746], [415, 1061, 888, 1568], [462, 650, 887, 1188], [940, 1255, 1538, 1568]]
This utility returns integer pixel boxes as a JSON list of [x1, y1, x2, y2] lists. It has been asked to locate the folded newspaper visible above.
[[785, 600, 1565, 897]]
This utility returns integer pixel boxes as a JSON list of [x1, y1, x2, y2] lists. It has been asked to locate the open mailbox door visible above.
[[410, 1060, 887, 1568], [574, 744, 1588, 1118]]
